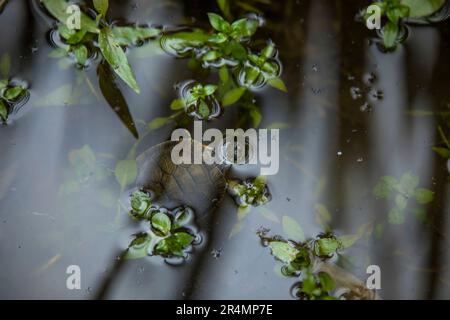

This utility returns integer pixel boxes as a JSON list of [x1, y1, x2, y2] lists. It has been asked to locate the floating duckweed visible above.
[[0, 78, 29, 124], [126, 191, 199, 261], [228, 176, 271, 207], [180, 80, 222, 120]]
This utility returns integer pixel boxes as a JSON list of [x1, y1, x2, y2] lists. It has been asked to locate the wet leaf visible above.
[[314, 203, 332, 229], [0, 100, 8, 121], [93, 0, 108, 17], [432, 147, 450, 159], [268, 241, 299, 263], [231, 18, 259, 38], [217, 0, 231, 20], [207, 12, 231, 33], [73, 44, 87, 65], [222, 87, 246, 106], [151, 212, 172, 236], [3, 86, 25, 101], [154, 232, 194, 257], [402, 0, 445, 17], [42, 0, 99, 34], [68, 145, 96, 179], [373, 175, 397, 198], [148, 117, 170, 130], [130, 191, 151, 216], [267, 77, 287, 92], [112, 26, 161, 46], [282, 216, 305, 242], [170, 99, 185, 110], [97, 63, 139, 138], [0, 53, 10, 77], [414, 188, 434, 204], [399, 172, 419, 195], [382, 21, 399, 49], [318, 272, 335, 292], [314, 237, 341, 256], [124, 233, 151, 260], [115, 159, 137, 190], [395, 194, 408, 210], [388, 207, 405, 224], [99, 27, 140, 93]]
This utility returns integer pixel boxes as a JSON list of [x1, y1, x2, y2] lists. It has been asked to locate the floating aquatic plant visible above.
[[373, 172, 434, 224], [362, 0, 446, 50], [228, 176, 272, 208], [125, 190, 198, 260], [0, 79, 28, 123]]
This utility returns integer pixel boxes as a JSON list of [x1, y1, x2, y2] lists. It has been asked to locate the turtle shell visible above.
[[135, 140, 226, 215]]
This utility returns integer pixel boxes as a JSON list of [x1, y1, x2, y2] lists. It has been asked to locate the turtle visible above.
[[135, 140, 228, 216]]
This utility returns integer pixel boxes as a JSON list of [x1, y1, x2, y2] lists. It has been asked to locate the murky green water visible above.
[[2, 0, 450, 299]]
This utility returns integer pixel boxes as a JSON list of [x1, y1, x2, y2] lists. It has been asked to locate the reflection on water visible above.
[[1, 0, 450, 299]]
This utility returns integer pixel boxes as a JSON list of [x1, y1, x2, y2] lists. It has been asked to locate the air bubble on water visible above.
[[337, 151, 343, 156], [357, 157, 364, 163], [369, 89, 384, 100], [312, 64, 318, 72], [360, 102, 372, 112], [350, 86, 362, 100], [363, 72, 376, 85], [211, 248, 223, 259]]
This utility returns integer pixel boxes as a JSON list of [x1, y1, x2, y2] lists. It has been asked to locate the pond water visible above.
[[1, 0, 450, 299]]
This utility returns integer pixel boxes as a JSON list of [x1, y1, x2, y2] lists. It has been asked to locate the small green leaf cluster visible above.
[[228, 176, 271, 208], [184, 83, 219, 120], [263, 233, 344, 300], [373, 172, 434, 224], [43, 0, 160, 93], [125, 191, 197, 259], [363, 0, 445, 50], [0, 79, 27, 122]]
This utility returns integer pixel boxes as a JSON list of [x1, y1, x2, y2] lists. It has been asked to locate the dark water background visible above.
[[1, 0, 450, 299]]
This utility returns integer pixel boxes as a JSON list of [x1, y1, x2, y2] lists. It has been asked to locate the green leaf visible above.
[[68, 145, 96, 179], [432, 147, 450, 159], [382, 21, 399, 49], [115, 159, 137, 190], [203, 84, 218, 96], [314, 237, 341, 256], [395, 194, 408, 210], [318, 272, 335, 292], [373, 175, 397, 199], [73, 44, 88, 65], [130, 191, 151, 216], [151, 212, 172, 236], [0, 53, 11, 77], [41, 0, 99, 34], [93, 0, 108, 16], [217, 0, 231, 20], [124, 233, 151, 260], [148, 116, 170, 130], [173, 208, 193, 229], [97, 62, 139, 138], [154, 232, 194, 257], [219, 66, 229, 83], [337, 234, 359, 249], [111, 26, 161, 46], [0, 100, 8, 121], [0, 79, 7, 90], [401, 0, 445, 17], [99, 27, 140, 93], [268, 241, 300, 263], [170, 99, 185, 110], [198, 100, 210, 119], [3, 86, 25, 101], [207, 12, 231, 32], [249, 107, 262, 127], [267, 77, 287, 92], [388, 207, 405, 225], [315, 203, 332, 229], [208, 33, 228, 43], [399, 172, 419, 195], [231, 18, 259, 38], [282, 216, 305, 242], [414, 188, 434, 204], [222, 87, 246, 106]]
